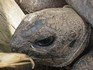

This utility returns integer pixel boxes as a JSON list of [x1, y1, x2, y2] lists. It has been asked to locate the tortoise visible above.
[[10, 4, 93, 70]]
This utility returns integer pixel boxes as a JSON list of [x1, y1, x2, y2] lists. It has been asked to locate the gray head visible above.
[[11, 7, 91, 67]]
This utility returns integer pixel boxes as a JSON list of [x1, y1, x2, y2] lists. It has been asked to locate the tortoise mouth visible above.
[[30, 54, 76, 67], [29, 46, 85, 67]]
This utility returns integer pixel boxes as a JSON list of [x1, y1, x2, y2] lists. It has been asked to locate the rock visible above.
[[66, 0, 93, 27], [15, 0, 66, 13]]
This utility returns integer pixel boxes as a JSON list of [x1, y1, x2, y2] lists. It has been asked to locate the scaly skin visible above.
[[11, 6, 91, 67]]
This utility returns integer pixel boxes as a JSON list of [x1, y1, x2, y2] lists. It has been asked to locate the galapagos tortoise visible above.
[[10, 5, 92, 70]]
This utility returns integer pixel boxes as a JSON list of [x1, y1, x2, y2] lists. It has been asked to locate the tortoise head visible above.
[[11, 7, 91, 67]]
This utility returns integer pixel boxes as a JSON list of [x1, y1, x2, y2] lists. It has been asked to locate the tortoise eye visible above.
[[35, 36, 55, 47]]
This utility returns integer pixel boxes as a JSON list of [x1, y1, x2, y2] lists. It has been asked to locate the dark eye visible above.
[[35, 36, 55, 47]]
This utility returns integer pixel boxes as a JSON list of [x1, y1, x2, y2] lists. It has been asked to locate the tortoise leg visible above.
[[71, 50, 93, 70]]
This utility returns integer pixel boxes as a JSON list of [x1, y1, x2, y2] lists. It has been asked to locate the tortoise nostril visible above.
[[34, 36, 56, 47]]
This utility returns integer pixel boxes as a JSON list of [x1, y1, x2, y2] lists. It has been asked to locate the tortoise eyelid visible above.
[[34, 36, 56, 47]]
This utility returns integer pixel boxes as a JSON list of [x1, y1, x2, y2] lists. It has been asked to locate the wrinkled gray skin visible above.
[[66, 0, 93, 27], [72, 50, 93, 70], [71, 30, 93, 70], [65, 0, 93, 70], [11, 7, 91, 67], [15, 0, 66, 13]]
